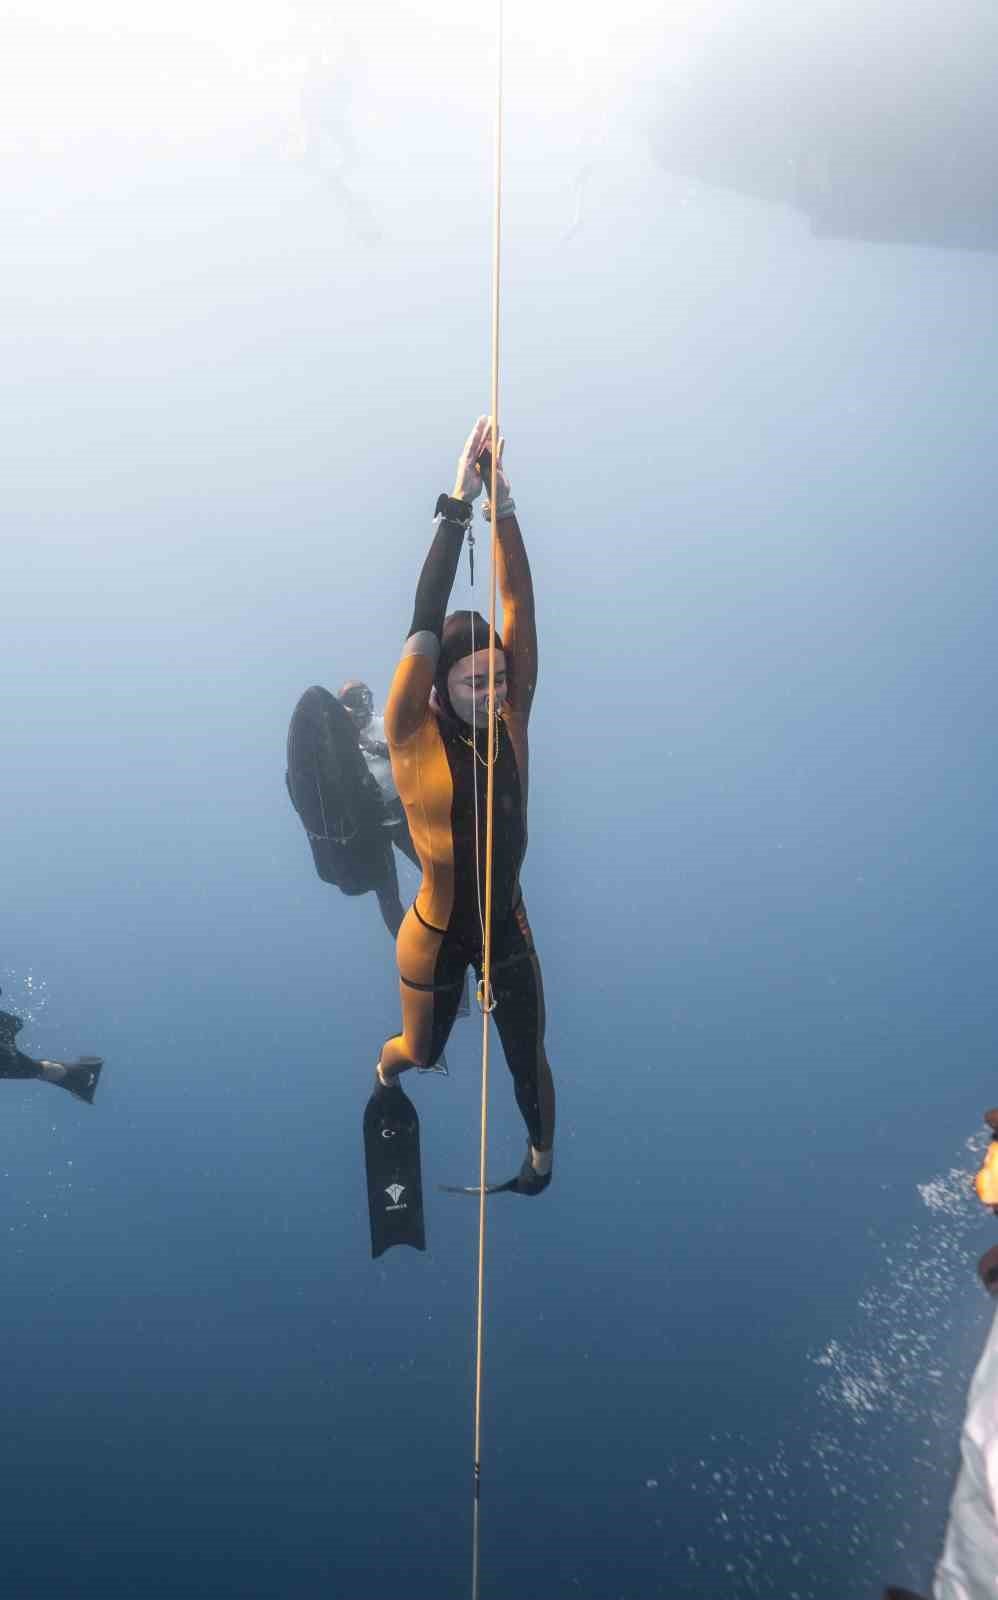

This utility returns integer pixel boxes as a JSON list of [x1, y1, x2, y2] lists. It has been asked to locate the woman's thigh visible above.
[[394, 908, 467, 1067], [490, 903, 546, 1059]]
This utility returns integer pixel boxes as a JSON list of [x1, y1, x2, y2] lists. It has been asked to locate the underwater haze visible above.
[[3, 3, 998, 1596]]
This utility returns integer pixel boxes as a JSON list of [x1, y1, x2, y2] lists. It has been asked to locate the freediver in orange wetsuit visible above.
[[363, 418, 555, 1254]]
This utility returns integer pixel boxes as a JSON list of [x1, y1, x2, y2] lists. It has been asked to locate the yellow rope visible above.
[[472, 4, 503, 1595]]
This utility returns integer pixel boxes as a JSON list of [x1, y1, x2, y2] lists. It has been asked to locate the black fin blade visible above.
[[364, 1084, 426, 1257], [63, 1057, 103, 1105], [439, 1180, 516, 1196]]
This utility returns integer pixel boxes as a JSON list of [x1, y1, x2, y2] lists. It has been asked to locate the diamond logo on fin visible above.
[[386, 1183, 405, 1204]]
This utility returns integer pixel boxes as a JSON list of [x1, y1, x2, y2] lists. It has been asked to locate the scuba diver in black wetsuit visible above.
[[286, 679, 420, 939], [338, 680, 420, 866], [0, 991, 103, 1104]]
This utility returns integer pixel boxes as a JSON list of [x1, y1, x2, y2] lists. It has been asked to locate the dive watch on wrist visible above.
[[434, 493, 473, 528]]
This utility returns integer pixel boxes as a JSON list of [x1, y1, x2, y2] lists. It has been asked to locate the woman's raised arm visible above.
[[384, 418, 491, 746]]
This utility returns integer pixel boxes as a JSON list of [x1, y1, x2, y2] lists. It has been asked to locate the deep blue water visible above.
[[4, 12, 998, 1598]]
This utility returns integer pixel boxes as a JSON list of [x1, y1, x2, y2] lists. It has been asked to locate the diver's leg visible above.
[[0, 1049, 40, 1081], [1, 1050, 102, 1103], [307, 835, 352, 889], [374, 883, 404, 939], [373, 840, 406, 939], [379, 908, 464, 1078], [490, 902, 556, 1162]]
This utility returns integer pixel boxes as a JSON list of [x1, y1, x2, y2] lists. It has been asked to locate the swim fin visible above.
[[417, 1050, 449, 1077], [363, 1078, 426, 1257], [441, 1146, 552, 1198], [286, 685, 380, 851], [57, 1057, 103, 1105]]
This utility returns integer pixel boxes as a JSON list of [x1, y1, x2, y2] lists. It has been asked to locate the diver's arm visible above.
[[479, 432, 537, 720], [408, 513, 468, 641], [358, 718, 390, 762], [386, 419, 490, 746], [385, 510, 468, 746], [493, 512, 538, 722]]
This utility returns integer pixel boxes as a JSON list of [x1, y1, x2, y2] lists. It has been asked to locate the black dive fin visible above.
[[286, 686, 379, 850], [416, 1049, 449, 1077], [441, 1149, 551, 1198], [59, 1057, 103, 1105], [364, 1082, 426, 1257], [440, 1180, 518, 1196]]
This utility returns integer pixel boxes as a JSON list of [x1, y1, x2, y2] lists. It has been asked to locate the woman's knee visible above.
[[383, 1028, 433, 1070], [405, 1037, 432, 1069]]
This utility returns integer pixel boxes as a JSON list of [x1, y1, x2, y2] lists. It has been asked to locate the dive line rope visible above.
[[472, 3, 504, 1595]]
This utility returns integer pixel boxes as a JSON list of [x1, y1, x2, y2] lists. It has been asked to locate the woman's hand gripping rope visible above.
[[479, 429, 515, 524], [451, 416, 516, 522], [452, 415, 492, 504]]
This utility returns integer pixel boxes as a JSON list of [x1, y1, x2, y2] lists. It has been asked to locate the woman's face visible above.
[[446, 648, 507, 725]]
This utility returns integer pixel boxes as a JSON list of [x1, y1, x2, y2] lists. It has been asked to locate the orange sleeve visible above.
[[385, 647, 436, 748]]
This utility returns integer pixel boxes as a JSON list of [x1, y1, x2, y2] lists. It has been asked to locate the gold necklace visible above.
[[459, 713, 501, 769]]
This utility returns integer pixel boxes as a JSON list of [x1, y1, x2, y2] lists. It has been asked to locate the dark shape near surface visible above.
[[364, 1080, 426, 1258], [883, 1588, 929, 1599], [286, 685, 386, 893], [649, 0, 998, 251]]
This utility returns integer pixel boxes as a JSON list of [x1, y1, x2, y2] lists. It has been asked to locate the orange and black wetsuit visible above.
[[379, 502, 554, 1154]]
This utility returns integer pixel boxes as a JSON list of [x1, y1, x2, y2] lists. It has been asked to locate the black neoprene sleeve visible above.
[[408, 518, 466, 641]]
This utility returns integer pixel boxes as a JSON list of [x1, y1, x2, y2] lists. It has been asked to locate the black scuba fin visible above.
[[363, 1079, 426, 1257], [416, 1050, 449, 1077], [441, 1147, 552, 1198], [440, 1177, 519, 1196], [58, 1057, 104, 1105]]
